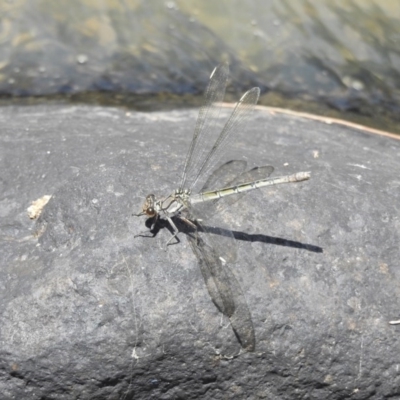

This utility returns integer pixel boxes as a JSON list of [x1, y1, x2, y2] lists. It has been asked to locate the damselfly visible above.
[[135, 63, 310, 351]]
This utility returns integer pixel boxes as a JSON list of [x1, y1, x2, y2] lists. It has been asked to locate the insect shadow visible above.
[[139, 215, 323, 254]]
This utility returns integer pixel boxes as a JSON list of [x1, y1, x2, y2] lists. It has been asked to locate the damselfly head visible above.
[[142, 194, 157, 217], [133, 194, 157, 217]]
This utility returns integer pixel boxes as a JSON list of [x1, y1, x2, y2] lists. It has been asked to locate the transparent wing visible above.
[[188, 86, 260, 192], [201, 160, 248, 192], [179, 63, 229, 190], [186, 221, 255, 352], [179, 63, 261, 193]]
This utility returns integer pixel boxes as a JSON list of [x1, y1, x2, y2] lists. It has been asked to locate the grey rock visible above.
[[1, 103, 400, 399]]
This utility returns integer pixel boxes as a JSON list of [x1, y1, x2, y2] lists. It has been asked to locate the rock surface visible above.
[[1, 103, 400, 399]]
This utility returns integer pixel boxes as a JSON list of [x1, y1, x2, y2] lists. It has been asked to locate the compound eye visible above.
[[145, 207, 156, 217]]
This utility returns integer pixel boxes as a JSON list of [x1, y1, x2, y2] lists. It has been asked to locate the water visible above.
[[1, 1, 400, 133]]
